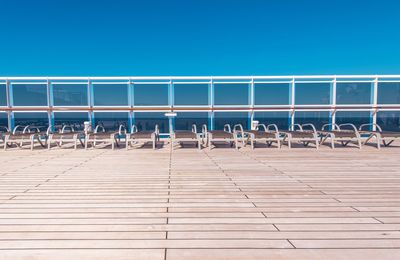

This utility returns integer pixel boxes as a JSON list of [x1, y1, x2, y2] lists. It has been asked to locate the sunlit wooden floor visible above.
[[1, 142, 400, 259]]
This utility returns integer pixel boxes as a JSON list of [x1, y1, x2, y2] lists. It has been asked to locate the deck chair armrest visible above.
[[339, 123, 358, 133], [359, 123, 382, 132]]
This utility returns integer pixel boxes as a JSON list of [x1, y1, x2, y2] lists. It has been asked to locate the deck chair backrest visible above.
[[0, 126, 9, 133], [359, 123, 382, 132], [202, 124, 208, 134], [266, 124, 279, 133], [290, 124, 303, 131], [339, 123, 359, 133], [233, 124, 244, 134], [45, 126, 53, 135], [224, 124, 232, 133], [12, 125, 26, 134], [301, 123, 317, 133], [322, 123, 340, 131], [191, 124, 197, 134], [130, 125, 138, 134], [118, 124, 127, 135], [61, 125, 75, 133], [94, 125, 105, 133], [256, 124, 268, 132]]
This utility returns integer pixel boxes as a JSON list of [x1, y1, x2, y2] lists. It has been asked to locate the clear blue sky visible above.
[[0, 0, 399, 76]]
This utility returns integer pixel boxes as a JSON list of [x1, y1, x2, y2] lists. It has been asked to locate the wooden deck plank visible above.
[[1, 146, 400, 258]]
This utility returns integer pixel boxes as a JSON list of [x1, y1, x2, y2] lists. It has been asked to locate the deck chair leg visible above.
[[208, 138, 212, 150], [30, 136, 34, 151], [376, 135, 381, 150], [47, 137, 52, 150], [251, 138, 254, 150], [357, 138, 362, 149], [383, 140, 394, 147], [3, 137, 8, 150]]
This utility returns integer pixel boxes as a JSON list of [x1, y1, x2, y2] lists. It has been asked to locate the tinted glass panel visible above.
[[0, 113, 8, 128], [134, 84, 169, 106], [295, 83, 331, 105], [53, 84, 88, 106], [93, 84, 128, 106], [174, 84, 208, 106], [0, 84, 6, 106], [12, 84, 48, 106], [335, 111, 371, 128], [253, 111, 289, 130], [94, 112, 129, 131], [214, 84, 249, 105], [54, 112, 89, 131], [254, 83, 290, 105], [214, 112, 249, 130], [294, 111, 330, 130], [14, 112, 49, 131], [377, 111, 400, 132], [175, 112, 208, 131], [336, 83, 372, 104], [134, 112, 169, 133], [378, 82, 400, 104]]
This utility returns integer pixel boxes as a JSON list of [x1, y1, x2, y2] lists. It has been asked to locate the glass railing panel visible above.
[[294, 111, 330, 130], [54, 112, 89, 132], [253, 111, 290, 131], [0, 84, 6, 106], [174, 84, 208, 106], [14, 112, 49, 131], [93, 84, 129, 106], [377, 82, 400, 104], [134, 112, 169, 133], [214, 84, 249, 106], [295, 83, 331, 105], [134, 84, 169, 106], [174, 112, 208, 131], [335, 111, 371, 128], [53, 84, 88, 106], [254, 83, 290, 105], [377, 111, 400, 132], [214, 112, 249, 130], [93, 112, 129, 131], [336, 83, 372, 105], [12, 84, 48, 106]]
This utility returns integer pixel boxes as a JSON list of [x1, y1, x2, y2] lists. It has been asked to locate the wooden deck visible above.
[[1, 144, 400, 259]]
